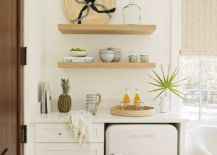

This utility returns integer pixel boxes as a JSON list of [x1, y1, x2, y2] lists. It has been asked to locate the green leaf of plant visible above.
[[170, 85, 181, 87], [147, 82, 164, 88], [151, 69, 164, 84], [153, 89, 166, 100], [149, 88, 165, 93], [169, 67, 178, 83], [171, 78, 188, 85], [170, 88, 183, 94], [164, 83, 171, 88], [169, 69, 180, 83], [167, 64, 170, 83], [148, 65, 188, 100], [148, 75, 164, 85], [161, 65, 167, 83], [168, 88, 185, 100], [172, 68, 180, 79]]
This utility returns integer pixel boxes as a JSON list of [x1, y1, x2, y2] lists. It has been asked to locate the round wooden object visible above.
[[63, 0, 116, 24], [110, 105, 155, 117]]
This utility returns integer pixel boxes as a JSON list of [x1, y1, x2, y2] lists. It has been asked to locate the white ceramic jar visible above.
[[129, 52, 138, 63], [140, 53, 149, 63]]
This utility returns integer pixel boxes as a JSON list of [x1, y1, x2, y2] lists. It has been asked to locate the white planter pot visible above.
[[159, 96, 169, 113]]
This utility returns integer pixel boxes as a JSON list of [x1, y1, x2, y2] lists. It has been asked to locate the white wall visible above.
[[42, 0, 171, 103], [24, 0, 45, 154], [26, 0, 174, 154]]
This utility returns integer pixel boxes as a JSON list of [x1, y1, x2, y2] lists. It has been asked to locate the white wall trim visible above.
[[24, 0, 28, 154], [170, 0, 181, 113]]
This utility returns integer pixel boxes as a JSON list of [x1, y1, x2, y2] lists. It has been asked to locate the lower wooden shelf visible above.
[[58, 62, 156, 69]]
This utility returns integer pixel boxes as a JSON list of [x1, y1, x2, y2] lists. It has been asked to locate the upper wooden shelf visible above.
[[58, 24, 156, 35], [58, 62, 156, 69]]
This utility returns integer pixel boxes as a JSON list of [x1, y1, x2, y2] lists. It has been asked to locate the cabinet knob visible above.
[[59, 132, 61, 135]]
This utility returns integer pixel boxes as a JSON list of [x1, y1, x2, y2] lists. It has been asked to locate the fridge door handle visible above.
[[111, 153, 122, 155]]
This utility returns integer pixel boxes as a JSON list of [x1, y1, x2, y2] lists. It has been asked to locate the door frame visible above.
[[17, 0, 24, 154]]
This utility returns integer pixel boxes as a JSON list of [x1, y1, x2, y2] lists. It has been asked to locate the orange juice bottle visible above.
[[123, 89, 130, 103], [134, 89, 141, 106]]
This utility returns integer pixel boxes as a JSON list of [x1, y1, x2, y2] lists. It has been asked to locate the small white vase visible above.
[[159, 96, 169, 113]]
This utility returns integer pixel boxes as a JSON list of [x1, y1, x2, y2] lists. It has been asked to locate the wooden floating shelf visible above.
[[58, 62, 156, 69], [58, 24, 156, 35]]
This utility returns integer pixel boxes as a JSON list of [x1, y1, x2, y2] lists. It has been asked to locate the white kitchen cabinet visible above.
[[36, 123, 104, 155], [36, 123, 104, 143], [33, 110, 188, 155], [36, 143, 104, 155]]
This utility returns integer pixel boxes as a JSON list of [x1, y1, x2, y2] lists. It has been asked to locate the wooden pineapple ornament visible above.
[[58, 78, 72, 113]]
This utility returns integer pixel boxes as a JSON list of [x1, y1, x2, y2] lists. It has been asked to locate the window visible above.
[[181, 57, 217, 120]]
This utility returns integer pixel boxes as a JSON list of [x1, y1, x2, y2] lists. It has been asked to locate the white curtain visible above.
[[181, 0, 217, 55]]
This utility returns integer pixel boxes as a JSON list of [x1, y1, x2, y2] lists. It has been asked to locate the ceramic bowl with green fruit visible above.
[[70, 48, 88, 57]]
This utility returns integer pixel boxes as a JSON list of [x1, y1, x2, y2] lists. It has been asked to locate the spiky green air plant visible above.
[[148, 65, 188, 100]]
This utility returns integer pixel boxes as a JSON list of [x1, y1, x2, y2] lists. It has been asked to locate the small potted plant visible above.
[[148, 65, 187, 113]]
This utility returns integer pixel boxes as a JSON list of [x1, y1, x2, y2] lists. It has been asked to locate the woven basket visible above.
[[110, 105, 155, 117], [63, 0, 116, 24]]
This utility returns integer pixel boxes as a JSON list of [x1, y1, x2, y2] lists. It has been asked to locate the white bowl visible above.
[[108, 48, 121, 53], [100, 49, 114, 54], [108, 48, 122, 62], [70, 51, 88, 57], [100, 54, 115, 62], [112, 54, 121, 62]]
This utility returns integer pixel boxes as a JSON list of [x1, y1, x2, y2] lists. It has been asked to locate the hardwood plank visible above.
[[17, 0, 24, 154], [0, 0, 7, 153], [0, 0, 20, 154], [58, 62, 156, 69], [12, 0, 18, 154], [7, 0, 13, 154], [58, 24, 156, 35]]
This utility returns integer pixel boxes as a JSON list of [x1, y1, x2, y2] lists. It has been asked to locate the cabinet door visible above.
[[36, 123, 104, 143], [36, 143, 104, 155]]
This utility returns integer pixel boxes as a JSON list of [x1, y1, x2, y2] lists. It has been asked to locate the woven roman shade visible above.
[[181, 0, 217, 55]]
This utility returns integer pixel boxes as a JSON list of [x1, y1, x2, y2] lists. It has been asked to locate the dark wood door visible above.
[[0, 0, 24, 155]]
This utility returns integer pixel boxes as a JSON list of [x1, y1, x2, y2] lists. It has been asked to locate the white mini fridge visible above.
[[106, 124, 177, 155]]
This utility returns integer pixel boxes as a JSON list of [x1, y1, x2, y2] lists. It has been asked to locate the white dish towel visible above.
[[65, 110, 92, 147]]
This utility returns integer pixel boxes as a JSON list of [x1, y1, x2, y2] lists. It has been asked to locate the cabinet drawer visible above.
[[36, 143, 104, 155], [36, 123, 104, 143]]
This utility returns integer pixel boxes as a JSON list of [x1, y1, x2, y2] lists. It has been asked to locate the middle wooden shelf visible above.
[[58, 62, 156, 69]]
